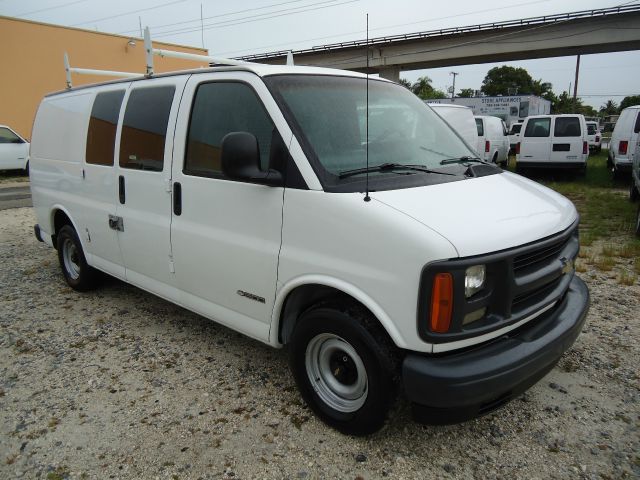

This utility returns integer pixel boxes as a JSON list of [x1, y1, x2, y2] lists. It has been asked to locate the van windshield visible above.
[[265, 75, 478, 192]]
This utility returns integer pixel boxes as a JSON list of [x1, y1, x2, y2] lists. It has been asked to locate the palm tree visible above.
[[600, 100, 618, 115], [398, 78, 412, 90], [411, 76, 436, 99]]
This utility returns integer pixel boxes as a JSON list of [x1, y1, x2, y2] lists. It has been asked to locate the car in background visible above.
[[516, 114, 588, 174], [508, 120, 523, 154], [608, 105, 640, 178], [586, 121, 601, 153], [475, 115, 509, 166], [0, 125, 30, 174], [428, 103, 479, 155]]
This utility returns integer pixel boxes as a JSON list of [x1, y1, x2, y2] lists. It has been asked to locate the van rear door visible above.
[[550, 116, 584, 165], [520, 117, 551, 163]]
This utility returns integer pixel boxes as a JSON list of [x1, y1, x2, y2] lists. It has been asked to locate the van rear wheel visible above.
[[289, 304, 398, 436], [635, 205, 640, 238], [56, 225, 98, 291], [630, 183, 639, 202]]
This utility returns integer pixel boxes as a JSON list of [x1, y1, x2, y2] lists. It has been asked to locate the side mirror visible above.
[[221, 132, 283, 186]]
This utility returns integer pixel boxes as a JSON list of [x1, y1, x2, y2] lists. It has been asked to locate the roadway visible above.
[[0, 183, 32, 210]]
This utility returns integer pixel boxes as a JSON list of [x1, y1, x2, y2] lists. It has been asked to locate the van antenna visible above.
[[364, 13, 371, 203]]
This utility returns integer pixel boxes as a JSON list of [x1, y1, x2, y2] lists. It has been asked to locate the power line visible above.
[[116, 0, 314, 35], [14, 0, 91, 18], [152, 0, 359, 38], [70, 0, 188, 27]]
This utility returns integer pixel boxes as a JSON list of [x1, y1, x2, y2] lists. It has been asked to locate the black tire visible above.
[[635, 205, 640, 238], [630, 183, 639, 202], [56, 225, 98, 291], [24, 161, 29, 176], [289, 303, 399, 436]]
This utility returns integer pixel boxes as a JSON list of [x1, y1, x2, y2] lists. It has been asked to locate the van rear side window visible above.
[[119, 86, 175, 172], [554, 117, 581, 137], [524, 118, 550, 137], [86, 90, 125, 166], [475, 118, 484, 136], [635, 112, 640, 134], [184, 82, 273, 177]]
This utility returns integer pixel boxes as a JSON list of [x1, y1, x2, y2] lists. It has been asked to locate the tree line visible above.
[[401, 66, 639, 116]]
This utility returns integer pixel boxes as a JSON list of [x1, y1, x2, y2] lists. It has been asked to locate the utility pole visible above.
[[573, 54, 581, 112], [450, 71, 459, 100]]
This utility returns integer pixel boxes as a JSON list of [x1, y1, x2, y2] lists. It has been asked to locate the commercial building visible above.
[[0, 16, 208, 139], [425, 95, 552, 127]]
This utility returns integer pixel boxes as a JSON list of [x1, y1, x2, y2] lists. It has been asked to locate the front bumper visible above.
[[403, 275, 589, 424]]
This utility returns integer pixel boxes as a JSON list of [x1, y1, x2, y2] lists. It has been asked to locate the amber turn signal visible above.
[[430, 273, 453, 333]]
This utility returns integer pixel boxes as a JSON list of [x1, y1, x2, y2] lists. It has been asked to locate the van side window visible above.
[[524, 118, 550, 137], [0, 127, 22, 144], [554, 117, 581, 137], [120, 86, 175, 172], [475, 118, 484, 136], [184, 82, 273, 177], [86, 90, 125, 166], [634, 112, 640, 134]]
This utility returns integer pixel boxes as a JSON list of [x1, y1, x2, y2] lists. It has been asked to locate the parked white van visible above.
[[608, 105, 640, 177], [0, 125, 30, 173], [631, 140, 640, 236], [585, 121, 601, 153], [508, 120, 523, 154], [428, 103, 479, 154], [475, 115, 509, 166], [516, 114, 588, 173], [30, 64, 589, 435]]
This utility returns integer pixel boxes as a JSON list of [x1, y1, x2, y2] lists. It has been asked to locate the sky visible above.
[[2, 0, 639, 109]]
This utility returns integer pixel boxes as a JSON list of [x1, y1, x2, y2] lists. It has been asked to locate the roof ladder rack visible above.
[[64, 52, 143, 89], [143, 26, 251, 76]]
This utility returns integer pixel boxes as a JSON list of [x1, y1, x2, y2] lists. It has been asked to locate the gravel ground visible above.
[[1, 207, 638, 480]]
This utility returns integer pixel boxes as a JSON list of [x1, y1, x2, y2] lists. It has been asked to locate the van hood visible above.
[[373, 171, 577, 257]]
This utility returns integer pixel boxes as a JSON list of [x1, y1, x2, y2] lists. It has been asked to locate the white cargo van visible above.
[[475, 115, 509, 166], [428, 103, 478, 155], [30, 64, 589, 435], [508, 120, 523, 154], [585, 121, 601, 153], [631, 141, 640, 236], [516, 114, 588, 173], [608, 105, 640, 177]]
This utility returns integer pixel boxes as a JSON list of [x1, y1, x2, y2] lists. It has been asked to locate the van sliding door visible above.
[[114, 77, 188, 294]]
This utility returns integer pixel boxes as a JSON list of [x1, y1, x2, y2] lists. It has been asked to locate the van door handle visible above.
[[173, 182, 182, 216], [119, 175, 125, 204]]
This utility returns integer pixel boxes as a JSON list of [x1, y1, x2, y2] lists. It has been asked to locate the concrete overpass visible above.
[[237, 4, 640, 81]]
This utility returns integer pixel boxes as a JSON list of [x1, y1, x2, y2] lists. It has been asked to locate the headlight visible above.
[[465, 264, 485, 298]]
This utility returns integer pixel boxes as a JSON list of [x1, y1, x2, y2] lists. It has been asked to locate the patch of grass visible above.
[[618, 271, 637, 286], [514, 151, 640, 251], [593, 256, 615, 272], [635, 258, 640, 275], [575, 260, 587, 273]]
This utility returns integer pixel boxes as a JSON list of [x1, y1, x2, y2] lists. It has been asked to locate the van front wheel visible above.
[[56, 225, 98, 291], [289, 304, 398, 436]]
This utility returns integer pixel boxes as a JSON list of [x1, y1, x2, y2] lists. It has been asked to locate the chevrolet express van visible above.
[[30, 65, 589, 435], [428, 103, 478, 154], [474, 115, 509, 167], [516, 114, 588, 173], [608, 105, 640, 177]]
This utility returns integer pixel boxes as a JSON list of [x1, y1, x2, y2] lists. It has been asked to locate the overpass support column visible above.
[[378, 66, 400, 82]]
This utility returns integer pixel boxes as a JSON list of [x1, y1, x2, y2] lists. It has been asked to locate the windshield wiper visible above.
[[339, 162, 456, 178], [440, 156, 484, 165]]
